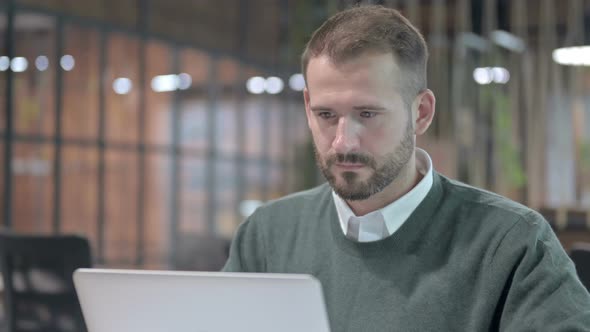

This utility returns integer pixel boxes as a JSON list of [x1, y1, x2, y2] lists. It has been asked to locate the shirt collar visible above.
[[332, 148, 434, 242]]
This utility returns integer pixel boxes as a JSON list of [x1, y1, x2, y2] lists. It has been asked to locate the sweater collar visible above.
[[327, 169, 445, 256], [332, 149, 434, 242]]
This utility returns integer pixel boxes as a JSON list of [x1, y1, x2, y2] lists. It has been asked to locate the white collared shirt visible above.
[[332, 148, 434, 242]]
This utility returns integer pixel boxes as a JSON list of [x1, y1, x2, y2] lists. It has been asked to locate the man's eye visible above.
[[318, 112, 335, 119], [360, 111, 376, 118]]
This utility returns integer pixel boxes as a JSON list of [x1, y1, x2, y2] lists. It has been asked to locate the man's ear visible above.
[[413, 89, 436, 135]]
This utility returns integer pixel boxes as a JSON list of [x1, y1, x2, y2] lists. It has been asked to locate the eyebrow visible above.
[[309, 106, 333, 112], [310, 105, 388, 112], [352, 105, 388, 111]]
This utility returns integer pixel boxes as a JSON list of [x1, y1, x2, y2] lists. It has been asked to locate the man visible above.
[[223, 5, 590, 331]]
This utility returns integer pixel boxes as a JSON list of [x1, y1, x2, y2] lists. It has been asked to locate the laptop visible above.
[[73, 268, 331, 332]]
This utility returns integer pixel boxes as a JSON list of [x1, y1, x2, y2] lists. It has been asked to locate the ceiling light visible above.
[[289, 73, 305, 91], [10, 57, 28, 72], [0, 56, 9, 71], [35, 55, 49, 71], [60, 54, 75, 71], [552, 46, 590, 66], [113, 77, 133, 95], [177, 73, 192, 90], [246, 76, 265, 94], [265, 76, 284, 94]]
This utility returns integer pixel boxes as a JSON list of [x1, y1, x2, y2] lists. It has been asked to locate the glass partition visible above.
[[62, 24, 100, 140], [12, 13, 56, 137], [61, 146, 98, 246], [145, 40, 173, 146], [104, 150, 138, 266], [143, 152, 172, 268], [12, 143, 53, 233], [105, 33, 140, 143]]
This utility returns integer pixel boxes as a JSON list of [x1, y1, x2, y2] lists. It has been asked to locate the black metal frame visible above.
[[135, 0, 149, 267], [205, 55, 219, 234], [168, 46, 181, 266], [2, 0, 15, 229], [52, 17, 64, 233]]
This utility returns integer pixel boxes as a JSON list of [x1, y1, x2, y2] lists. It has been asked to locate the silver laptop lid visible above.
[[74, 268, 331, 332]]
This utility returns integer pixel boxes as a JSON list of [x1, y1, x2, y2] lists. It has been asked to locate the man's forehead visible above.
[[308, 51, 402, 70], [305, 52, 405, 91], [305, 54, 406, 87]]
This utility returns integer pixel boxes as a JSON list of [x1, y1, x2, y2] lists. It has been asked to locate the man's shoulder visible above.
[[437, 173, 545, 228]]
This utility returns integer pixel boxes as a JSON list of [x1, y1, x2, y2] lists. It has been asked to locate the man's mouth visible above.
[[334, 163, 365, 170]]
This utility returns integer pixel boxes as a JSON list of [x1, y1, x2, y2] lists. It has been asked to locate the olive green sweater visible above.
[[223, 172, 590, 331]]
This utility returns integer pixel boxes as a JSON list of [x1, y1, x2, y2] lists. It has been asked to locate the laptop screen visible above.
[[74, 268, 331, 332]]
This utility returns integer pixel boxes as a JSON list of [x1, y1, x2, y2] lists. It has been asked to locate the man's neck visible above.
[[346, 157, 420, 216]]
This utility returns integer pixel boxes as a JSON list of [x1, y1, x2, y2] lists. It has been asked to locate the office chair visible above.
[[570, 242, 590, 292], [0, 233, 91, 332]]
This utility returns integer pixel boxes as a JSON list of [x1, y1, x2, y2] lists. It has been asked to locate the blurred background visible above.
[[0, 0, 589, 271]]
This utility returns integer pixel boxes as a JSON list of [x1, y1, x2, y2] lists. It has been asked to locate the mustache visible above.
[[326, 153, 376, 168]]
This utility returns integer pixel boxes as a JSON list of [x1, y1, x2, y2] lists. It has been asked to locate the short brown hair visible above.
[[301, 5, 428, 102]]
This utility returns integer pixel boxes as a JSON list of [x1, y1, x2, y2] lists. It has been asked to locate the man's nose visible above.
[[332, 117, 360, 154]]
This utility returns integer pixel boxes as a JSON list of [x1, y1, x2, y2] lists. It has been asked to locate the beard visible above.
[[315, 120, 414, 201]]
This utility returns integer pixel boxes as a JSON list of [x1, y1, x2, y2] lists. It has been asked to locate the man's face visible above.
[[304, 53, 416, 200]]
